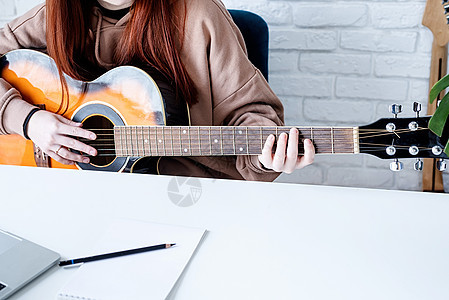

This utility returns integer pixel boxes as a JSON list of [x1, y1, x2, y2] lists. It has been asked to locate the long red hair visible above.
[[46, 0, 196, 113]]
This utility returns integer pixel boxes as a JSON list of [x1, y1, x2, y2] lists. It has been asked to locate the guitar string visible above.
[[89, 144, 436, 151], [85, 126, 427, 132], [76, 126, 437, 157], [85, 127, 427, 131], [79, 128, 426, 142], [81, 127, 429, 138], [82, 142, 433, 152], [86, 144, 438, 157]]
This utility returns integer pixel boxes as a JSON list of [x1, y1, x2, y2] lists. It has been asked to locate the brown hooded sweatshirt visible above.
[[0, 0, 283, 181]]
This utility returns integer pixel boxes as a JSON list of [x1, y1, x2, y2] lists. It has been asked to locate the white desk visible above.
[[0, 165, 448, 300]]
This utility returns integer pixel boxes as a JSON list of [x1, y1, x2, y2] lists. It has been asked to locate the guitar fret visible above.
[[122, 127, 126, 156], [177, 128, 182, 156], [166, 127, 174, 156], [137, 126, 141, 156], [336, 128, 355, 154], [114, 127, 119, 156], [208, 127, 212, 155], [171, 127, 177, 156], [133, 126, 138, 156], [133, 127, 138, 156], [127, 127, 132, 156], [210, 127, 220, 155], [162, 127, 167, 156], [142, 126, 146, 156], [232, 127, 236, 155], [189, 127, 200, 156], [246, 127, 249, 155], [180, 127, 190, 156], [150, 127, 157, 156], [245, 127, 261, 155], [132, 127, 136, 156], [179, 127, 184, 155], [220, 127, 223, 155], [313, 128, 332, 154], [123, 127, 128, 156], [114, 127, 119, 157], [155, 127, 161, 156], [144, 127, 150, 156], [169, 127, 174, 156], [331, 127, 334, 154], [137, 127, 141, 156], [234, 127, 248, 155], [113, 125, 356, 158], [188, 127, 192, 155], [221, 127, 234, 155], [139, 127, 143, 156], [262, 127, 277, 153], [127, 127, 131, 156], [198, 127, 202, 156], [177, 127, 181, 155]]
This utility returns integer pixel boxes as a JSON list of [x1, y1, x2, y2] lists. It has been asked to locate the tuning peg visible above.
[[413, 102, 422, 117], [437, 159, 447, 172], [445, 4, 449, 14], [414, 159, 423, 171], [389, 104, 402, 118], [432, 145, 443, 156], [390, 159, 403, 172]]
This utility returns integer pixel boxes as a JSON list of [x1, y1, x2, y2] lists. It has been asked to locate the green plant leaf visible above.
[[429, 92, 449, 136], [429, 73, 449, 104], [445, 141, 449, 156]]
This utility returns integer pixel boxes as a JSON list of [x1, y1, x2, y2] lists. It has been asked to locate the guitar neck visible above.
[[113, 126, 359, 157]]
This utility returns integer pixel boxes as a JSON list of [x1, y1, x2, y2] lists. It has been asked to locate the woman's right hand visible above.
[[26, 110, 97, 165]]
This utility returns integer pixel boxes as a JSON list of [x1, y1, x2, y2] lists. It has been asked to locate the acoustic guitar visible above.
[[0, 49, 447, 174]]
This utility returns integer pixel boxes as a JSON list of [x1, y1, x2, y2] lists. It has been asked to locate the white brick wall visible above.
[[222, 0, 449, 192], [1, 0, 448, 191]]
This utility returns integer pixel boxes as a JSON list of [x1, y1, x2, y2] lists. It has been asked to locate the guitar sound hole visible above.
[[81, 115, 115, 167]]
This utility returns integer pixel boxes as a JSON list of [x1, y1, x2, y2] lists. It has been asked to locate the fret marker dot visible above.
[[184, 148, 188, 152], [183, 130, 187, 134], [144, 139, 148, 144], [239, 147, 244, 152], [158, 139, 162, 143], [239, 130, 243, 134], [214, 139, 218, 143]]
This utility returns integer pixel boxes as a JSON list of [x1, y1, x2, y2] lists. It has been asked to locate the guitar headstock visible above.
[[359, 116, 448, 161], [423, 0, 449, 46]]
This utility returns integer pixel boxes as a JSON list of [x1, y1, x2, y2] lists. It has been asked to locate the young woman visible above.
[[0, 0, 314, 181]]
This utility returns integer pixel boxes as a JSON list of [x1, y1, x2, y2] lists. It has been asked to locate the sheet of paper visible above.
[[57, 219, 206, 300]]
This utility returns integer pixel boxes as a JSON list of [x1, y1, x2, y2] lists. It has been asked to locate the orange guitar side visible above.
[[0, 49, 166, 171]]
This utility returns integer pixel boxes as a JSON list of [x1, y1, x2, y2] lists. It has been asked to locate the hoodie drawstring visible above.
[[94, 9, 115, 68]]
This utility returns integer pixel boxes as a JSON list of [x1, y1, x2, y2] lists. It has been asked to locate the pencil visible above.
[[59, 243, 176, 266]]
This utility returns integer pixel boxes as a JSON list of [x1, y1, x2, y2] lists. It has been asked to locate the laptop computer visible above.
[[0, 229, 60, 299]]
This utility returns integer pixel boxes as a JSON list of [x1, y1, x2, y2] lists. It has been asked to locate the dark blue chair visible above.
[[228, 10, 269, 81]]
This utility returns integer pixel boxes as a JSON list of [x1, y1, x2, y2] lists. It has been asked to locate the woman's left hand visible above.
[[258, 127, 315, 174]]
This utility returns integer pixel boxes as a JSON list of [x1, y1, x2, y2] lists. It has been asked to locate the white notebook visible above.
[[57, 219, 206, 300]]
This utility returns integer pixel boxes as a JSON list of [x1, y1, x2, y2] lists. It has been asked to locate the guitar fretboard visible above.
[[113, 126, 359, 157]]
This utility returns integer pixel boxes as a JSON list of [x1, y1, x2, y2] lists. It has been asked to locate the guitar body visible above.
[[0, 49, 169, 173]]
